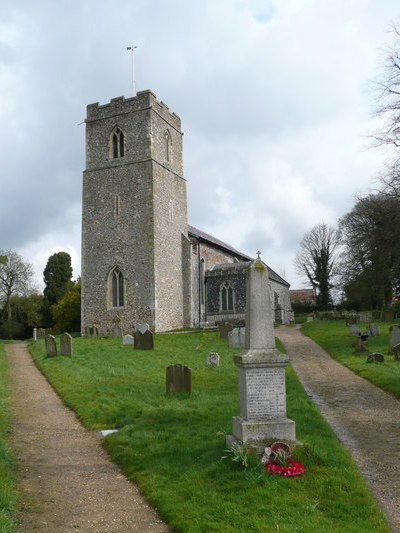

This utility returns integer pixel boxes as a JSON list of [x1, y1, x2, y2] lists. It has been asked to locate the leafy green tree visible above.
[[42, 252, 73, 325], [339, 194, 400, 309], [2, 293, 44, 339], [294, 223, 340, 309], [52, 279, 81, 333]]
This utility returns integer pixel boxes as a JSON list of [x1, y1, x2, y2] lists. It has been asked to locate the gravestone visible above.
[[346, 316, 358, 326], [112, 316, 123, 337], [392, 343, 400, 361], [45, 335, 57, 357], [38, 328, 47, 338], [134, 329, 154, 350], [166, 364, 192, 394], [366, 352, 384, 363], [228, 327, 245, 348], [205, 352, 219, 367], [227, 255, 295, 451], [122, 334, 134, 345], [382, 310, 394, 322], [367, 324, 379, 337], [136, 323, 150, 334], [389, 325, 400, 353], [85, 326, 98, 337], [60, 333, 72, 356], [349, 324, 361, 336], [353, 336, 368, 354], [33, 328, 37, 341], [219, 323, 233, 339]]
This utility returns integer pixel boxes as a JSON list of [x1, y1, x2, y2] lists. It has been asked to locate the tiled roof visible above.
[[188, 225, 289, 287]]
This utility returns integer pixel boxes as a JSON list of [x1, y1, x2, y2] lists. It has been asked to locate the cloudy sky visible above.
[[1, 0, 399, 290]]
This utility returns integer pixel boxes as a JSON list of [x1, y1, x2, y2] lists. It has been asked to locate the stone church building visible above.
[[81, 90, 292, 335]]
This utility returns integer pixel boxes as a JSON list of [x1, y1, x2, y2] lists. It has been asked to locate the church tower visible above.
[[81, 91, 191, 334]]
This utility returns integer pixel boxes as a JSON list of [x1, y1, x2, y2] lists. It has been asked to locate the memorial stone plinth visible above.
[[227, 256, 295, 450]]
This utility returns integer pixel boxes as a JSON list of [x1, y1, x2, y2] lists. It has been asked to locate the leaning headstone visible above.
[[166, 364, 192, 394], [33, 328, 37, 341], [228, 327, 245, 348], [45, 335, 57, 357], [349, 324, 361, 337], [122, 334, 134, 345], [205, 352, 220, 367], [134, 329, 154, 350], [226, 255, 295, 451], [353, 335, 368, 354], [112, 316, 123, 337], [392, 343, 400, 361], [60, 332, 72, 356], [219, 323, 233, 339], [389, 325, 400, 353], [367, 324, 379, 337], [366, 352, 385, 363]]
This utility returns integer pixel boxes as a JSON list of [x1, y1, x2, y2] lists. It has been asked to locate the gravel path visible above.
[[276, 325, 400, 533], [6, 342, 171, 533]]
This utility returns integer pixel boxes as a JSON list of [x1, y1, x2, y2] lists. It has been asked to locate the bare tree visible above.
[[0, 250, 33, 323], [372, 24, 400, 196], [294, 223, 341, 309]]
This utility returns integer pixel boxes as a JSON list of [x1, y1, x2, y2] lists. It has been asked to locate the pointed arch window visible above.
[[110, 267, 124, 308], [110, 127, 125, 159], [220, 281, 234, 312], [164, 129, 172, 162]]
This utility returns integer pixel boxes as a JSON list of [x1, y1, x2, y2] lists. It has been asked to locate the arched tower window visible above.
[[220, 281, 234, 312], [164, 129, 172, 162], [110, 267, 125, 308], [110, 127, 125, 159]]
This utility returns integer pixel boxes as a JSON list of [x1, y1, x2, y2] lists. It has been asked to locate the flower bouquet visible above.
[[262, 442, 305, 477]]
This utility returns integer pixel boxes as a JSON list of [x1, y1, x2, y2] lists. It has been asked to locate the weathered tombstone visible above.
[[60, 333, 72, 356], [392, 343, 400, 361], [383, 310, 394, 322], [122, 334, 134, 345], [112, 316, 123, 337], [349, 324, 361, 337], [389, 325, 400, 353], [33, 328, 37, 341], [367, 324, 380, 337], [226, 255, 295, 451], [86, 326, 98, 337], [353, 335, 368, 354], [166, 364, 192, 394], [346, 316, 358, 326], [228, 327, 245, 348], [45, 335, 57, 357], [366, 352, 385, 363], [219, 323, 233, 339], [136, 323, 150, 334], [134, 329, 154, 350], [205, 352, 219, 367], [38, 328, 46, 338]]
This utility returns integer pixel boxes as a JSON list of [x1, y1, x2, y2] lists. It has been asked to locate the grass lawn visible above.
[[0, 343, 18, 532], [30, 333, 389, 532], [302, 320, 400, 400]]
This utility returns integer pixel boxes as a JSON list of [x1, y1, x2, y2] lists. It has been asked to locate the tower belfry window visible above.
[[110, 267, 124, 308], [110, 127, 125, 159], [164, 130, 172, 162]]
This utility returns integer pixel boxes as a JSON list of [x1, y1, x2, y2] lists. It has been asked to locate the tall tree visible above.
[[0, 250, 34, 334], [294, 223, 340, 309], [43, 252, 73, 306], [52, 279, 81, 333], [372, 24, 400, 196], [339, 194, 400, 309]]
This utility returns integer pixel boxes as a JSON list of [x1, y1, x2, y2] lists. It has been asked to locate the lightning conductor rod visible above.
[[126, 45, 138, 96]]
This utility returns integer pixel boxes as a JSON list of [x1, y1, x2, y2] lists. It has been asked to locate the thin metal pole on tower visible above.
[[126, 45, 137, 96]]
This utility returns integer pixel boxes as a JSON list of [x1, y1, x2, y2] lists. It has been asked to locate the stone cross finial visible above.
[[256, 250, 261, 259]]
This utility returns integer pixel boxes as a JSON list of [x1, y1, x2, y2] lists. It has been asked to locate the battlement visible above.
[[86, 90, 181, 129]]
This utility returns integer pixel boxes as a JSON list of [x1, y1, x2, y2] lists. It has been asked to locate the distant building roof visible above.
[[289, 289, 316, 304], [189, 225, 289, 287]]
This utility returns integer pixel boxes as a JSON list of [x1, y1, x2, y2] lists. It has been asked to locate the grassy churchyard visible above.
[[27, 331, 389, 533], [302, 319, 400, 400], [0, 343, 18, 532]]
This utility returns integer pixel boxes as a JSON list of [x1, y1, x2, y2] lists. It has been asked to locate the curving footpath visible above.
[[6, 343, 170, 533], [276, 325, 400, 533]]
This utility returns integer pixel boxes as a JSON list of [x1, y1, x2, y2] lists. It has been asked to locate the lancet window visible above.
[[110, 267, 124, 308], [110, 127, 125, 159], [220, 281, 234, 312]]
